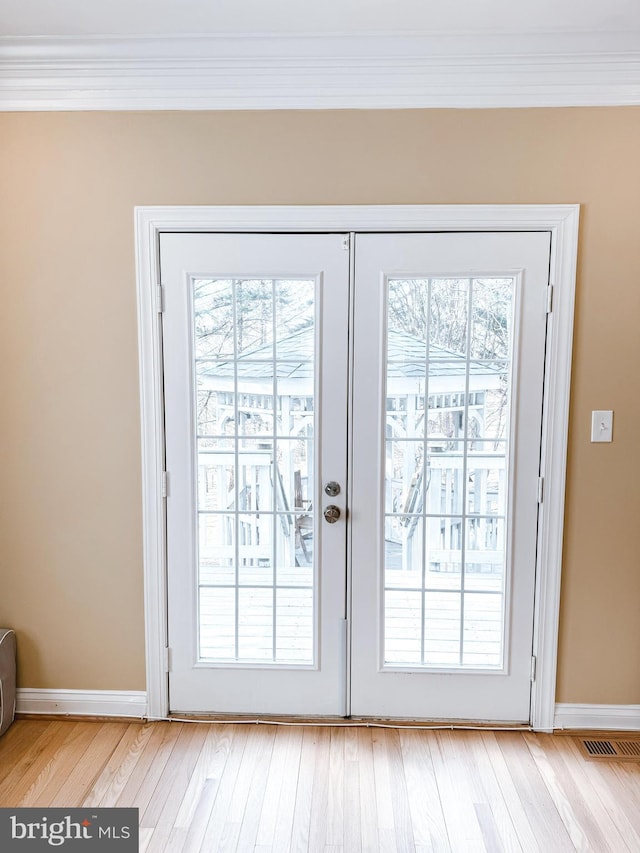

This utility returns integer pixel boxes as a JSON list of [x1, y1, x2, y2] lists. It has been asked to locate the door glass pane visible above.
[[424, 591, 461, 666], [385, 590, 422, 664], [385, 515, 424, 589], [383, 277, 514, 668], [193, 278, 316, 665], [276, 589, 313, 663], [462, 593, 503, 666]]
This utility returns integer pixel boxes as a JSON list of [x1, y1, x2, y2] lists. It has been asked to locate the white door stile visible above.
[[135, 205, 579, 728]]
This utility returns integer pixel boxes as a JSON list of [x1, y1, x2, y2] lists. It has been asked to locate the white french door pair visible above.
[[161, 228, 550, 722]]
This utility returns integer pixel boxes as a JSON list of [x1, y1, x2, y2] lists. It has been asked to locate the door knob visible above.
[[323, 505, 341, 524]]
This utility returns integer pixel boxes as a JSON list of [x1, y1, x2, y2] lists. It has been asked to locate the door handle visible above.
[[323, 505, 341, 524]]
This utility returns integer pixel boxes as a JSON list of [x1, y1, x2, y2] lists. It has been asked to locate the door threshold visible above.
[[167, 712, 531, 730]]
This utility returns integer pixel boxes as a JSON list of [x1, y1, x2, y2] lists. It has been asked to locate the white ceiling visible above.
[[2, 0, 640, 38]]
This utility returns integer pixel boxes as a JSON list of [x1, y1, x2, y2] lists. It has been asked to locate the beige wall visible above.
[[0, 108, 638, 703]]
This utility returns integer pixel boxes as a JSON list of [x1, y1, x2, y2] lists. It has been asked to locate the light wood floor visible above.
[[1, 720, 639, 851]]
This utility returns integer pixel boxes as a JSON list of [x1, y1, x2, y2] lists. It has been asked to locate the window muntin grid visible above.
[[383, 277, 515, 669], [192, 278, 316, 665]]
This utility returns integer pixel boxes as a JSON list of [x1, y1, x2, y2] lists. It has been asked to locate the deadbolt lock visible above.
[[324, 481, 341, 497]]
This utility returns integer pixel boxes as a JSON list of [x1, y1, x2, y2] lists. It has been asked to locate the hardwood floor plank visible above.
[[0, 721, 67, 804], [255, 725, 301, 850], [218, 726, 267, 851], [140, 722, 209, 850], [171, 778, 221, 853], [344, 726, 358, 762], [236, 725, 277, 851], [384, 728, 416, 852], [524, 732, 591, 851], [0, 720, 52, 783], [324, 727, 345, 848], [139, 826, 154, 853], [173, 724, 232, 828], [496, 732, 574, 852], [473, 802, 504, 853], [429, 730, 486, 852], [456, 731, 523, 853], [50, 721, 130, 806], [199, 724, 250, 851], [342, 727, 361, 853], [20, 722, 103, 807], [525, 733, 618, 853], [344, 748, 362, 853], [2, 719, 640, 853], [560, 736, 640, 852], [371, 727, 398, 852], [162, 724, 233, 852], [268, 725, 304, 852], [398, 729, 450, 853], [308, 727, 332, 851], [290, 726, 318, 852], [356, 727, 378, 852], [479, 731, 540, 853], [80, 722, 152, 807], [167, 723, 234, 852], [114, 721, 182, 810], [603, 760, 640, 840]]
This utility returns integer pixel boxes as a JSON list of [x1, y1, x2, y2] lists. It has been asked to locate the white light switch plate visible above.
[[591, 410, 613, 442]]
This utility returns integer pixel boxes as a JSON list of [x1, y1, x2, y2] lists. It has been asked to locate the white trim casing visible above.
[[135, 204, 579, 727], [16, 689, 147, 718], [2, 34, 640, 111], [530, 207, 580, 732], [135, 210, 169, 723], [555, 704, 640, 731]]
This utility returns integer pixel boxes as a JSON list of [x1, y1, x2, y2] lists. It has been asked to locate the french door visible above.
[[160, 229, 551, 721], [161, 233, 350, 715], [350, 232, 549, 721]]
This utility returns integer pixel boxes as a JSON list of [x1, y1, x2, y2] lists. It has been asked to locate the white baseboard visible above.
[[16, 689, 148, 718], [555, 703, 640, 731], [15, 695, 640, 727]]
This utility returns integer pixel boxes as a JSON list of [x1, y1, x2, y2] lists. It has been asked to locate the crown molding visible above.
[[1, 33, 640, 111]]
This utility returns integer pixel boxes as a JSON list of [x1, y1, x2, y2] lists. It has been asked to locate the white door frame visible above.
[[135, 204, 579, 731]]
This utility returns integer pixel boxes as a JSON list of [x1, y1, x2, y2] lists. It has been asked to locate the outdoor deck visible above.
[[199, 563, 503, 668]]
